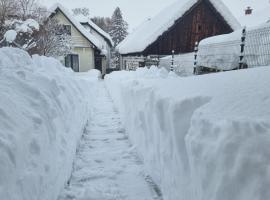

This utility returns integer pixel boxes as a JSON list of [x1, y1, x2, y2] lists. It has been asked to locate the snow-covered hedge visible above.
[[197, 22, 270, 70], [0, 48, 97, 200], [105, 67, 270, 200]]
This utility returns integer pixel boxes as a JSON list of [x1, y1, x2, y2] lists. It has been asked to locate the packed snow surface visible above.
[[105, 66, 270, 200], [0, 48, 98, 200], [58, 82, 160, 200]]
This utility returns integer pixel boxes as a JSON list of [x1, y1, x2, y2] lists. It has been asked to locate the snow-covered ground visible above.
[[2, 47, 270, 200], [58, 82, 160, 200], [0, 48, 98, 200], [105, 66, 270, 200]]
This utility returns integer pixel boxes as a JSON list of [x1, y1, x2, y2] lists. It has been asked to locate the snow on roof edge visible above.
[[117, 0, 241, 55], [77, 16, 114, 46], [49, 3, 103, 51]]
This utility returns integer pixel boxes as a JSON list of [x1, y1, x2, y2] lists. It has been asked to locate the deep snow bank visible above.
[[105, 67, 270, 200], [0, 48, 98, 200]]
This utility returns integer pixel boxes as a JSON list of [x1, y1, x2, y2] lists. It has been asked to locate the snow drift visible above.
[[105, 66, 270, 200], [159, 52, 194, 76], [0, 48, 98, 200]]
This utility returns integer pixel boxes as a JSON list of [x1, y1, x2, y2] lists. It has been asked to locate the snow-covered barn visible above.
[[117, 0, 241, 70], [49, 4, 112, 74]]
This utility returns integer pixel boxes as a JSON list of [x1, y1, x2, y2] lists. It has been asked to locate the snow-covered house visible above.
[[75, 15, 113, 70], [117, 0, 241, 70], [49, 4, 112, 74]]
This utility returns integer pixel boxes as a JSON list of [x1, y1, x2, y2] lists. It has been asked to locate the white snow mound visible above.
[[4, 30, 17, 43], [105, 67, 270, 200], [0, 47, 95, 200]]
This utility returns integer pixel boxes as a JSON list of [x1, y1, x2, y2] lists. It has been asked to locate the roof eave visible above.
[[49, 6, 101, 51]]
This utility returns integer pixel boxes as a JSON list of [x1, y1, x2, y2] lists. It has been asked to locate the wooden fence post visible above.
[[171, 50, 175, 71], [239, 26, 246, 69], [194, 41, 199, 74]]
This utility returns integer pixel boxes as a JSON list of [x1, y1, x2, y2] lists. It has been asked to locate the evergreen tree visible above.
[[109, 7, 128, 69], [109, 7, 128, 46]]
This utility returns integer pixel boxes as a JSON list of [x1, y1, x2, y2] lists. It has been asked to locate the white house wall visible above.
[[52, 11, 95, 72], [74, 47, 95, 72], [83, 25, 111, 69]]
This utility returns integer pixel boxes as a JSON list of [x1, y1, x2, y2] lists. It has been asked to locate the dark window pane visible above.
[[63, 25, 71, 35]]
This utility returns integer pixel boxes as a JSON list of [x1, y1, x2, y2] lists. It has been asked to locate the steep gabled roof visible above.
[[75, 15, 113, 47], [117, 0, 241, 55], [49, 3, 103, 51]]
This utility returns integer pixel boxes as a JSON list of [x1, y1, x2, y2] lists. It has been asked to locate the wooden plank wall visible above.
[[143, 0, 233, 55]]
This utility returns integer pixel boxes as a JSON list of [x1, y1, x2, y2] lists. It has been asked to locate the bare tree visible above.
[[0, 0, 18, 24], [0, 0, 18, 43], [31, 5, 48, 23], [35, 18, 72, 57], [17, 0, 37, 20], [72, 7, 90, 17]]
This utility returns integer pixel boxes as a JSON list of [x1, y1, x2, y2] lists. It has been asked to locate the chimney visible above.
[[245, 6, 253, 15]]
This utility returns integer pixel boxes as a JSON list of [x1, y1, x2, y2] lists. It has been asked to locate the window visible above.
[[63, 25, 71, 35], [65, 54, 79, 72], [197, 24, 202, 32], [56, 25, 71, 35]]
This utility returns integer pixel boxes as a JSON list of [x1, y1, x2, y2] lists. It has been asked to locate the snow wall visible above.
[[0, 48, 99, 200], [105, 66, 270, 200], [159, 52, 194, 77]]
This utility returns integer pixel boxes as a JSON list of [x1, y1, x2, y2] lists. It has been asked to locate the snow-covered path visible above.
[[58, 82, 161, 200]]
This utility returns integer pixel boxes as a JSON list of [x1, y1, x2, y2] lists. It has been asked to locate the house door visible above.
[[65, 54, 79, 72], [94, 51, 103, 73]]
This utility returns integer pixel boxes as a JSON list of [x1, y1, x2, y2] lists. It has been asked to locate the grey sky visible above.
[[42, 0, 269, 31]]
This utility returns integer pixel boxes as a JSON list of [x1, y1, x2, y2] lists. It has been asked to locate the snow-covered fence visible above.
[[196, 23, 270, 72], [244, 24, 270, 67], [159, 52, 194, 76], [196, 30, 241, 71]]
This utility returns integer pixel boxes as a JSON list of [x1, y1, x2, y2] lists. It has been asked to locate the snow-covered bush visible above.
[[36, 18, 72, 57], [1, 18, 39, 50], [0, 47, 97, 200], [105, 67, 270, 200]]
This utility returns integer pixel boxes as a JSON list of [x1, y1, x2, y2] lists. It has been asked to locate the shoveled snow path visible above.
[[58, 81, 161, 200]]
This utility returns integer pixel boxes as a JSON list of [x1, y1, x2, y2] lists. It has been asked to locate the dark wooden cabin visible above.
[[143, 0, 234, 55], [118, 0, 240, 69]]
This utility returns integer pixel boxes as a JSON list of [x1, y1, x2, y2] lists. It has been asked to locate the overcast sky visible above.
[[41, 0, 269, 31]]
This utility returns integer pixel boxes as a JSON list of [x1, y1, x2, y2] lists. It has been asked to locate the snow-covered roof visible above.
[[238, 5, 270, 27], [75, 14, 113, 47], [117, 0, 241, 55], [49, 3, 103, 51]]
